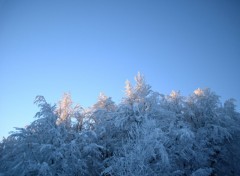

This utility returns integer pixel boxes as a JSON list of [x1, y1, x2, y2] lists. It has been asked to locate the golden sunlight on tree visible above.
[[194, 88, 204, 96], [56, 93, 73, 126]]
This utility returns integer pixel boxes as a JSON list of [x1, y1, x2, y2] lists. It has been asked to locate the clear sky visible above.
[[0, 0, 240, 139]]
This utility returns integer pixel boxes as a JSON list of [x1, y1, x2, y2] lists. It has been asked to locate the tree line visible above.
[[0, 73, 239, 175]]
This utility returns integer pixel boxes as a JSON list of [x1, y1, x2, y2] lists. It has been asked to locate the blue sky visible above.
[[0, 0, 240, 139]]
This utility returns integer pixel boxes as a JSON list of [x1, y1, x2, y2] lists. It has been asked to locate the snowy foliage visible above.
[[0, 73, 240, 175]]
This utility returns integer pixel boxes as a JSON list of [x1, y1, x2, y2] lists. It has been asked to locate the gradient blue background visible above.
[[0, 0, 240, 139]]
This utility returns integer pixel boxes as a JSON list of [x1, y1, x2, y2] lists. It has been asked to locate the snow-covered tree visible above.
[[125, 80, 134, 100], [0, 73, 239, 176]]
